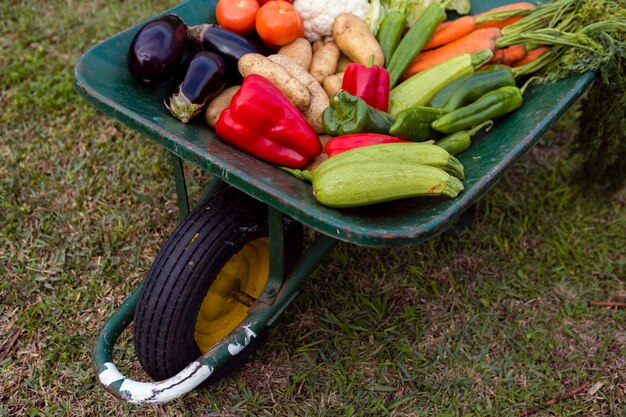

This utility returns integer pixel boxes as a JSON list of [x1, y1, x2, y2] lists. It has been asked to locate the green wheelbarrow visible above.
[[73, 0, 594, 404]]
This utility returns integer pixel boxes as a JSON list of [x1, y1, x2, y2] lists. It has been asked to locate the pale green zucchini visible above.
[[312, 160, 464, 208], [388, 49, 493, 117], [315, 142, 465, 180]]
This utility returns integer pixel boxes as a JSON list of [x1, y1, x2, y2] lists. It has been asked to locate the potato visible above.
[[336, 54, 354, 72], [332, 13, 384, 67], [305, 135, 332, 170], [322, 72, 344, 98], [312, 40, 324, 54], [204, 85, 240, 128], [303, 90, 331, 134], [305, 153, 328, 171], [278, 38, 313, 70], [318, 135, 333, 149], [238, 53, 311, 111], [268, 54, 330, 133], [267, 55, 319, 95], [309, 37, 340, 84]]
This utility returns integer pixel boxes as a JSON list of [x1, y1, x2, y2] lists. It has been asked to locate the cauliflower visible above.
[[293, 0, 370, 42]]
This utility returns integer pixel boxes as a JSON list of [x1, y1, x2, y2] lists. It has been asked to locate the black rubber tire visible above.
[[133, 186, 303, 384]]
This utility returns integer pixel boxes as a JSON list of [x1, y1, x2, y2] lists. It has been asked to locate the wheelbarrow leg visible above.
[[170, 153, 190, 218], [446, 203, 477, 237], [259, 206, 286, 304], [170, 153, 231, 216], [196, 176, 229, 207]]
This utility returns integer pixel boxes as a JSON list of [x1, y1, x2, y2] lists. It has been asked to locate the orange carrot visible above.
[[474, 15, 524, 30], [489, 43, 527, 65], [422, 3, 535, 51], [403, 28, 502, 77], [511, 46, 550, 67], [423, 16, 476, 51], [476, 2, 536, 16]]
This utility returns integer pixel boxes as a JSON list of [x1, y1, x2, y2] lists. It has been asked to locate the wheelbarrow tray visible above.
[[74, 0, 594, 247]]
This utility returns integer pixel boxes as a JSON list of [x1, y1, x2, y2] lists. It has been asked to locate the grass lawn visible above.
[[1, 0, 624, 416]]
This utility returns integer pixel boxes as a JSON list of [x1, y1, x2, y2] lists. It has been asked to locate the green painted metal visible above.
[[92, 283, 142, 382], [74, 0, 594, 247], [258, 206, 285, 305], [92, 233, 338, 403], [170, 154, 190, 218], [197, 176, 228, 207]]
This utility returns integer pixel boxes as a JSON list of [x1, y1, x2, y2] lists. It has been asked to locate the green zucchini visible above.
[[388, 49, 493, 117], [313, 142, 465, 180], [280, 142, 466, 208], [312, 160, 464, 208]]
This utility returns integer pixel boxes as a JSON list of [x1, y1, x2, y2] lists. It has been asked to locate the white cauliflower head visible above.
[[293, 0, 370, 42]]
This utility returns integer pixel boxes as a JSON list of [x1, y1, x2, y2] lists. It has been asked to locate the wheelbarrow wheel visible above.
[[133, 186, 303, 384]]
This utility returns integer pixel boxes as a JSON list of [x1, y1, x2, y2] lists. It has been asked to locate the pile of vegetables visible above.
[[499, 0, 626, 188], [127, 0, 626, 209], [395, 0, 626, 187]]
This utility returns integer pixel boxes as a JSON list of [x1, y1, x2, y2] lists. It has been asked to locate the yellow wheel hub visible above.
[[194, 237, 270, 353]]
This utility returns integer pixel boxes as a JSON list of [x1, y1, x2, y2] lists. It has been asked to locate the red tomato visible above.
[[216, 0, 260, 35], [255, 1, 304, 48], [257, 0, 292, 4]]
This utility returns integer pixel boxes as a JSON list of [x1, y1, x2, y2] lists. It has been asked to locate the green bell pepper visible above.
[[322, 91, 395, 137]]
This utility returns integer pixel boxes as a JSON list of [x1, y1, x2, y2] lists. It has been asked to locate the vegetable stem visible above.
[[279, 166, 314, 182], [510, 49, 557, 78], [501, 1, 575, 35], [466, 120, 494, 136], [474, 9, 533, 24], [440, 0, 455, 10], [519, 76, 542, 95], [497, 29, 604, 53]]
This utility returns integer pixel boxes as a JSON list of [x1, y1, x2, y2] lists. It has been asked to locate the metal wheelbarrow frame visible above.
[[73, 0, 594, 404]]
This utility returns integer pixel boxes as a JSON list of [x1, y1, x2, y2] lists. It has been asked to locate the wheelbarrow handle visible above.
[[93, 234, 339, 404]]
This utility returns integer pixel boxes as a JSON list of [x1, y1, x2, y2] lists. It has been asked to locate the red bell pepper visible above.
[[325, 133, 409, 157], [215, 74, 322, 168], [341, 60, 390, 112]]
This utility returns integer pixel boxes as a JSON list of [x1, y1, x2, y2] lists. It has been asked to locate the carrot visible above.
[[474, 15, 524, 30], [476, 2, 536, 16], [511, 46, 550, 67], [423, 16, 476, 51], [422, 3, 535, 52], [403, 28, 502, 77], [489, 43, 527, 65]]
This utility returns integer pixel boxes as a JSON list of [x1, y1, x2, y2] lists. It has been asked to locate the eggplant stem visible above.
[[165, 89, 203, 123]]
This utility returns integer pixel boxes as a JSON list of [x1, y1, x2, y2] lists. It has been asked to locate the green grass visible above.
[[1, 1, 625, 416]]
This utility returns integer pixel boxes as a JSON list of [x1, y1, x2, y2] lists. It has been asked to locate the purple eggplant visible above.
[[166, 51, 226, 123], [127, 14, 187, 84], [187, 24, 260, 85]]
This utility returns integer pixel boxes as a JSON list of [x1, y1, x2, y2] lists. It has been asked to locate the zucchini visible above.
[[388, 49, 493, 117], [280, 142, 466, 208], [312, 160, 464, 208], [314, 142, 465, 180]]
